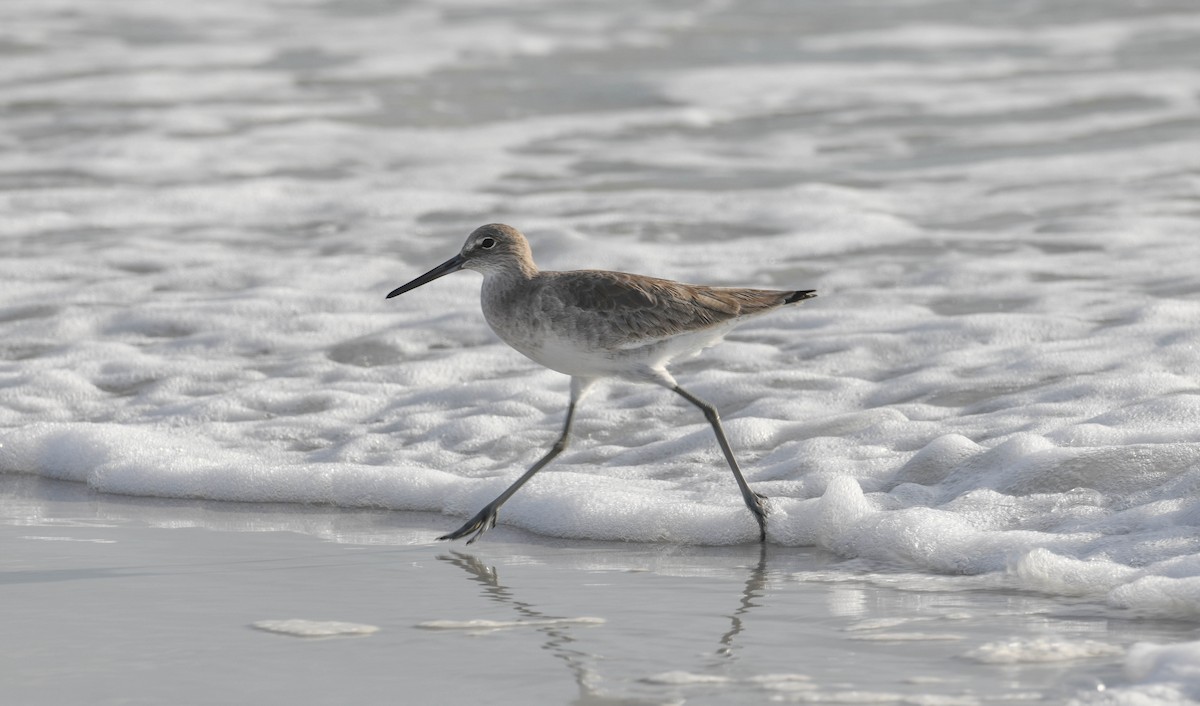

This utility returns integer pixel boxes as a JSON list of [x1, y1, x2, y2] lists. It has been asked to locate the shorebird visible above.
[[387, 224, 815, 544]]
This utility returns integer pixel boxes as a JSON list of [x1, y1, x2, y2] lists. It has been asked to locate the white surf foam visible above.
[[251, 619, 379, 638]]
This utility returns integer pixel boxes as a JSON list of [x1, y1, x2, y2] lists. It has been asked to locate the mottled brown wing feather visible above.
[[539, 270, 790, 348]]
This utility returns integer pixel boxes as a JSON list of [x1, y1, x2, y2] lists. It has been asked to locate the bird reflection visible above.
[[437, 546, 772, 703], [715, 543, 769, 661], [438, 551, 621, 705]]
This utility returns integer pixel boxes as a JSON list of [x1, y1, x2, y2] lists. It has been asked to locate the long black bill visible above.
[[386, 254, 466, 299]]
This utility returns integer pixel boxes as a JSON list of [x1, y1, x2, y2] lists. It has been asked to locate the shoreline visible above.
[[3, 474, 1193, 705]]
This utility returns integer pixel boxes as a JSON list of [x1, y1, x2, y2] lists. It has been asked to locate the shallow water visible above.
[[2, 0, 1200, 701], [3, 475, 1197, 705]]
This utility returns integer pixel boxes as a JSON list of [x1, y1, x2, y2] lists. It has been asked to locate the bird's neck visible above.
[[486, 259, 538, 285], [480, 264, 540, 335]]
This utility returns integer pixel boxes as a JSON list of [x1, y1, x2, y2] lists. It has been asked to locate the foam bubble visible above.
[[251, 620, 379, 638], [1071, 642, 1200, 704], [640, 672, 731, 686], [415, 617, 604, 632], [966, 639, 1124, 665], [1108, 577, 1200, 619]]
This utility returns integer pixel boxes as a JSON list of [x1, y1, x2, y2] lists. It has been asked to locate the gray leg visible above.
[[671, 385, 769, 542], [439, 377, 593, 544]]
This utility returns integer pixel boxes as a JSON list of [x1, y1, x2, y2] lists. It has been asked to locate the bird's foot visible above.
[[438, 505, 499, 545], [747, 491, 769, 543]]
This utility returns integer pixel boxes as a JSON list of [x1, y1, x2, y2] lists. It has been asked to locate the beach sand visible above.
[[2, 474, 1189, 705]]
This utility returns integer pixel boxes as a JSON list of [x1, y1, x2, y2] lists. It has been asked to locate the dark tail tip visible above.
[[784, 290, 817, 304]]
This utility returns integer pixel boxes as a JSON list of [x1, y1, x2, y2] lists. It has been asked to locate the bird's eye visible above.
[[480, 237, 496, 249]]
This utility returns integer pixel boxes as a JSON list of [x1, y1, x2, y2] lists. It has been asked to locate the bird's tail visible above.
[[784, 290, 817, 304]]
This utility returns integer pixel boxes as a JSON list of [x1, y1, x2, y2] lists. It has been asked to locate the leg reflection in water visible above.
[[432, 547, 774, 702]]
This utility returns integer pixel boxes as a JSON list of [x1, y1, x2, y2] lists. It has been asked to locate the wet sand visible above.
[[1, 475, 1189, 705]]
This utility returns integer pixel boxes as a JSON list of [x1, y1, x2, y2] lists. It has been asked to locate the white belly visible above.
[[494, 319, 733, 381]]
